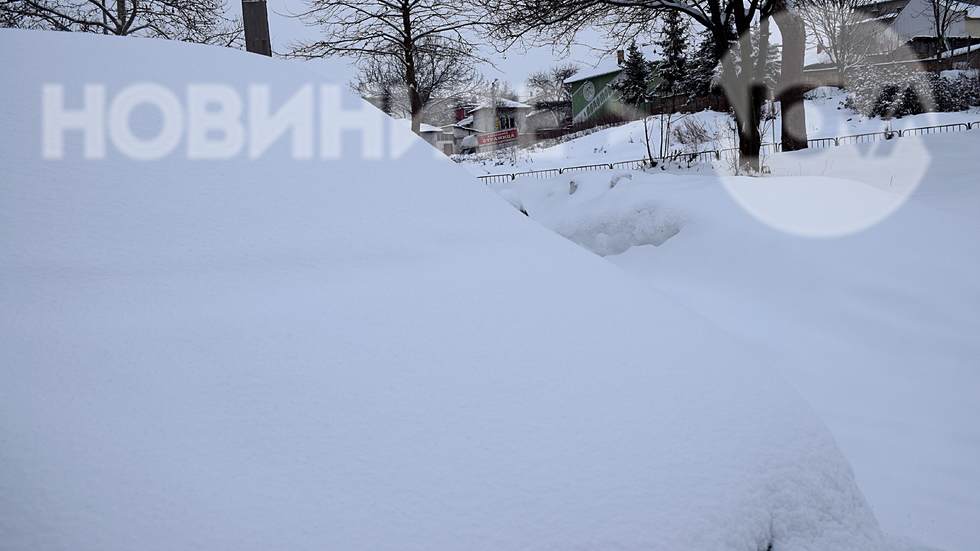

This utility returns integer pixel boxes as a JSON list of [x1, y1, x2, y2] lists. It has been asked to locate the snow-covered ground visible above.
[[0, 30, 897, 551], [461, 86, 980, 178], [488, 95, 980, 550]]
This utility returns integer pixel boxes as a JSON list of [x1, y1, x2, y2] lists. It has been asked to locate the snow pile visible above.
[[493, 124, 980, 550], [0, 30, 887, 551]]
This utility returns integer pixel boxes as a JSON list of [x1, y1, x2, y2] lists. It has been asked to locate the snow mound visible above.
[[495, 125, 980, 550], [554, 196, 682, 255], [0, 29, 885, 551]]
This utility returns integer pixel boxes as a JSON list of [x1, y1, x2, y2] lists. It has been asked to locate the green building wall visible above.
[[568, 70, 662, 126]]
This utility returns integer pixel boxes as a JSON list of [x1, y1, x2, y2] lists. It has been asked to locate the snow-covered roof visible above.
[[942, 42, 980, 57], [890, 0, 978, 39], [565, 57, 624, 84], [468, 98, 532, 112], [564, 46, 665, 84], [397, 119, 448, 133]]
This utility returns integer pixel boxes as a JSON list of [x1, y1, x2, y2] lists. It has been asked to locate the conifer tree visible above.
[[653, 11, 690, 103], [611, 41, 659, 166], [685, 28, 721, 98], [613, 40, 655, 107]]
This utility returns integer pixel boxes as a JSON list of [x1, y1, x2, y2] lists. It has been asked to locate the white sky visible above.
[[233, 0, 616, 98], [232, 2, 789, 98]]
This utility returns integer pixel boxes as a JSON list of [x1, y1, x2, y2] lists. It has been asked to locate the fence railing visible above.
[[475, 120, 980, 183], [898, 122, 971, 137]]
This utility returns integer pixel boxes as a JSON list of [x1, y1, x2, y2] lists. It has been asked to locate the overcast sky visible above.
[[234, 0, 615, 98]]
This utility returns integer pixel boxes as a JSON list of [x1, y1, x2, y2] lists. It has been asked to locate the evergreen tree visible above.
[[684, 28, 722, 98], [653, 11, 690, 103], [613, 41, 655, 106], [725, 25, 781, 88], [760, 40, 782, 89]]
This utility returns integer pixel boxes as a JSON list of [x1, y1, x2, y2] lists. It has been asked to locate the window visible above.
[[496, 112, 517, 130]]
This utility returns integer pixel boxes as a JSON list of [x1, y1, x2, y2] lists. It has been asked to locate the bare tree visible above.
[[482, 0, 809, 171], [353, 35, 484, 126], [285, 0, 484, 134], [0, 0, 242, 46], [488, 80, 521, 103], [919, 0, 965, 71], [525, 63, 579, 101], [525, 63, 579, 127], [796, 0, 884, 81]]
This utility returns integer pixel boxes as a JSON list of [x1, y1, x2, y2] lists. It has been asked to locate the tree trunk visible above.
[[773, 5, 808, 152], [407, 68, 423, 135], [736, 84, 764, 172], [727, 21, 767, 172], [401, 8, 422, 135], [116, 0, 131, 35]]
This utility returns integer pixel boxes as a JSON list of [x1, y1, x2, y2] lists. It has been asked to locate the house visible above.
[[855, 0, 980, 61], [803, 0, 980, 86], [563, 48, 673, 127], [395, 119, 456, 156], [522, 97, 574, 137], [417, 123, 456, 156], [446, 99, 532, 153], [564, 55, 630, 126]]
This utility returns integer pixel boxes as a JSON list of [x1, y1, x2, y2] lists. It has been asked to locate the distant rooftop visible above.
[[468, 98, 532, 111], [564, 47, 663, 84]]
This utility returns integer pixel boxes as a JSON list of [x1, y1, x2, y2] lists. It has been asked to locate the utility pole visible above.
[[491, 79, 499, 131], [242, 0, 272, 56]]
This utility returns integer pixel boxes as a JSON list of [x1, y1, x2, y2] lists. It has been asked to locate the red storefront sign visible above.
[[477, 128, 519, 147]]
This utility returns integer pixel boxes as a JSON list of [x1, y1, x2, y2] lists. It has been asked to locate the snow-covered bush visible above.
[[931, 71, 980, 112], [844, 65, 980, 118], [451, 144, 531, 167], [672, 116, 715, 151], [843, 65, 930, 118]]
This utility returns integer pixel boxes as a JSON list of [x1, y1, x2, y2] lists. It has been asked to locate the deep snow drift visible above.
[[0, 30, 886, 550], [491, 116, 980, 551]]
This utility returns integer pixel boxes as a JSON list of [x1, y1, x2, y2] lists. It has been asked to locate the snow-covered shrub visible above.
[[843, 65, 931, 118], [672, 116, 714, 151], [451, 144, 531, 167], [844, 65, 979, 118], [932, 71, 980, 112]]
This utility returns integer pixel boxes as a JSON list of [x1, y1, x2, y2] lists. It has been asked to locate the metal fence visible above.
[[475, 121, 980, 183], [898, 122, 972, 137]]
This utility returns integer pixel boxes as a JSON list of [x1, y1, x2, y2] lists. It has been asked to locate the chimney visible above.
[[242, 0, 272, 56], [617, 49, 625, 66]]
